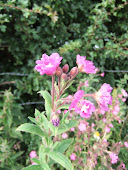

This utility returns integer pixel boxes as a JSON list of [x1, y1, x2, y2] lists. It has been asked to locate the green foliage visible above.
[[47, 151, 73, 170], [0, 90, 25, 169], [16, 123, 47, 137]]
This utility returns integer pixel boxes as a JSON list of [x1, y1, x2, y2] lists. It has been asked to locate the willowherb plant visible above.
[[16, 53, 128, 170]]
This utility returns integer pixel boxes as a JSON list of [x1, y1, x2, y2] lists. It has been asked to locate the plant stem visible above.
[[83, 94, 94, 97], [52, 75, 55, 111], [58, 76, 60, 92]]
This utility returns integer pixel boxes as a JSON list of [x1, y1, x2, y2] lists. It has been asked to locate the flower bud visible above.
[[100, 72, 105, 77], [70, 67, 78, 76], [61, 73, 67, 81], [62, 64, 69, 73], [56, 67, 62, 77], [52, 115, 60, 127]]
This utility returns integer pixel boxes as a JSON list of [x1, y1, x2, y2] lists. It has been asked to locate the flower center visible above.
[[94, 131, 100, 137], [81, 104, 89, 112], [45, 63, 53, 67]]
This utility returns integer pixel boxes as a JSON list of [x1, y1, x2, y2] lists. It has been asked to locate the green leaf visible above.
[[40, 114, 49, 133], [34, 109, 41, 118], [38, 90, 52, 120], [45, 101, 51, 121], [57, 120, 78, 135], [38, 90, 51, 105], [31, 158, 40, 165], [61, 111, 70, 123], [9, 127, 23, 140], [48, 122, 56, 135], [57, 104, 69, 110], [22, 165, 43, 170], [28, 116, 40, 126], [16, 123, 47, 137], [11, 151, 24, 160], [53, 138, 74, 153], [47, 151, 73, 170], [41, 164, 50, 170], [39, 145, 46, 165], [64, 80, 75, 92]]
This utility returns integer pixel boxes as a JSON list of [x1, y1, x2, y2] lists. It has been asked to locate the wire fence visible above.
[[0, 70, 128, 77], [104, 70, 128, 73], [20, 101, 44, 106], [0, 70, 127, 106], [0, 73, 29, 76]]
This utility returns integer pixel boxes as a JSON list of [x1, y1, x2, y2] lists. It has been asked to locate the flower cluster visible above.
[[109, 153, 118, 164], [34, 53, 127, 169]]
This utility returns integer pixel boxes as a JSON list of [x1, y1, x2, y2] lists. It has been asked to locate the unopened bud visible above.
[[67, 73, 71, 80], [100, 72, 105, 77], [62, 64, 69, 73], [56, 67, 62, 77], [61, 73, 67, 81], [95, 67, 100, 73], [70, 67, 78, 76], [52, 115, 60, 127]]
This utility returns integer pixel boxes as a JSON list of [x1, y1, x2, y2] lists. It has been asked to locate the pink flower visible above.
[[76, 55, 96, 74], [63, 95, 73, 104], [100, 72, 105, 77], [102, 118, 106, 122], [91, 123, 95, 127], [64, 110, 68, 114], [122, 89, 128, 97], [69, 90, 84, 111], [62, 133, 68, 139], [109, 153, 118, 164], [118, 120, 121, 124], [70, 127, 75, 131], [97, 108, 105, 115], [122, 98, 126, 102], [69, 113, 73, 117], [109, 124, 113, 128], [95, 68, 100, 73], [124, 142, 128, 148], [103, 138, 107, 142], [85, 80, 89, 87], [29, 151, 37, 158], [70, 153, 76, 160], [75, 99, 95, 118], [35, 53, 63, 76], [95, 161, 97, 165], [105, 126, 110, 133], [112, 105, 120, 115], [93, 83, 113, 111], [122, 163, 126, 169], [57, 109, 61, 114], [78, 123, 86, 131]]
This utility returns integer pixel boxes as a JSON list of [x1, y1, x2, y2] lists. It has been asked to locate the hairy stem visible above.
[[52, 75, 55, 111]]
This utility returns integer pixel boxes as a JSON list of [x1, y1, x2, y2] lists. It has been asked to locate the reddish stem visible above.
[[52, 75, 55, 111], [83, 94, 94, 97], [58, 77, 61, 92]]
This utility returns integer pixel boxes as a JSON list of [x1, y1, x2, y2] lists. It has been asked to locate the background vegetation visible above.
[[0, 0, 128, 169]]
